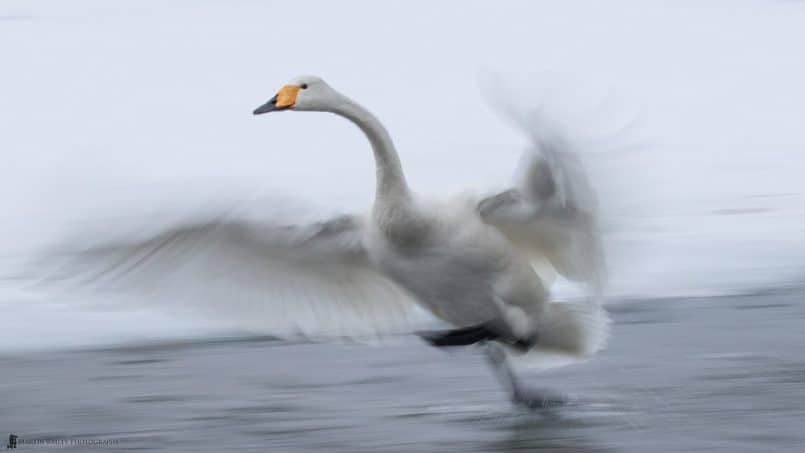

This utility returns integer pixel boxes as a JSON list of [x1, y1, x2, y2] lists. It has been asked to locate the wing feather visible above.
[[479, 111, 607, 294], [30, 211, 421, 338]]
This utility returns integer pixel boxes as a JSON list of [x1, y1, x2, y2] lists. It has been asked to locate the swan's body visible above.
[[35, 75, 610, 406], [365, 195, 546, 339]]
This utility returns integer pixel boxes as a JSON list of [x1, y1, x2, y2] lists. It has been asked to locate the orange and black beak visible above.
[[253, 85, 300, 115]]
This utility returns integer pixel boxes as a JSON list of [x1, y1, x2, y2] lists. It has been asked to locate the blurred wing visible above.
[[31, 213, 420, 338], [478, 114, 607, 293]]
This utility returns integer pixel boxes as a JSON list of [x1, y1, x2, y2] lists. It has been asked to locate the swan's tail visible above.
[[533, 301, 611, 357]]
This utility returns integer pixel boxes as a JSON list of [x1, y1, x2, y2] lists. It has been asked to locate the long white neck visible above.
[[330, 96, 410, 204]]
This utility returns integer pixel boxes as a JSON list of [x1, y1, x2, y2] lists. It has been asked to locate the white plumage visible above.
[[32, 75, 610, 360]]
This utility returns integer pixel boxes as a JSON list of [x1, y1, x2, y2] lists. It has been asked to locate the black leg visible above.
[[419, 323, 563, 409], [419, 323, 500, 347], [418, 320, 538, 351]]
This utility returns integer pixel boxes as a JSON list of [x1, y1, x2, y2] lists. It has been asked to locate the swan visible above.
[[34, 75, 610, 408]]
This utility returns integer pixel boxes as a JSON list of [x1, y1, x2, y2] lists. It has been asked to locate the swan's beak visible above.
[[253, 85, 300, 115], [253, 96, 280, 114]]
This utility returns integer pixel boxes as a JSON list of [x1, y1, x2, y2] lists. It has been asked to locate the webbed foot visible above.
[[511, 386, 567, 410]]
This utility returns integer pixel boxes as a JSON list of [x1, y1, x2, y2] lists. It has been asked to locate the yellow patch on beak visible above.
[[275, 85, 301, 108]]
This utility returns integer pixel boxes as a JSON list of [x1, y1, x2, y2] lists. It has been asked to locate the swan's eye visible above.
[[300, 83, 309, 90]]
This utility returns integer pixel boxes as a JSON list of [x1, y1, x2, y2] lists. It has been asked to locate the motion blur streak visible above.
[[1, 0, 805, 451]]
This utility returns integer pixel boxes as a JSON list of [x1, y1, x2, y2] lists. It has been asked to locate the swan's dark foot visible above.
[[511, 387, 567, 410], [418, 323, 500, 347], [420, 326, 563, 411], [418, 321, 536, 351]]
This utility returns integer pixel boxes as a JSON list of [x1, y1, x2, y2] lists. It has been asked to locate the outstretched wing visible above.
[[478, 110, 607, 294], [29, 210, 420, 338]]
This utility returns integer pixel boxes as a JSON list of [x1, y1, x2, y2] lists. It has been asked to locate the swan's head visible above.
[[253, 75, 338, 114]]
